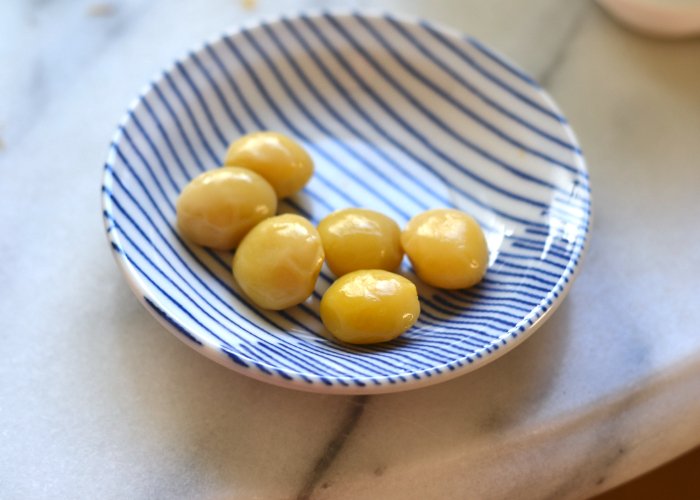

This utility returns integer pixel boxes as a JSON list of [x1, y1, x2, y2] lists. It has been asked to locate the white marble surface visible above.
[[1, 1, 700, 499]]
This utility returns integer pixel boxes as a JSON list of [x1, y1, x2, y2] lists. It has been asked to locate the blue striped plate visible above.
[[102, 12, 591, 394]]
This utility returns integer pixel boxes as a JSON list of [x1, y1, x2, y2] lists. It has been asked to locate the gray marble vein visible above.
[[536, 1, 591, 87], [0, 0, 157, 149], [296, 396, 368, 500]]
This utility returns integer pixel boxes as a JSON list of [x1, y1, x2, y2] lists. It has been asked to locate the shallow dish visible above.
[[102, 12, 591, 394]]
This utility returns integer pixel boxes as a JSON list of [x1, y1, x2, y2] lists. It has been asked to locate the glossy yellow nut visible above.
[[176, 167, 277, 250], [224, 131, 314, 199], [317, 208, 404, 277], [401, 208, 488, 289], [233, 214, 324, 310], [320, 270, 420, 344]]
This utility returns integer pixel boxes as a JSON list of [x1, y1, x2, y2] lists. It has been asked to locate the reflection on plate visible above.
[[102, 12, 591, 394]]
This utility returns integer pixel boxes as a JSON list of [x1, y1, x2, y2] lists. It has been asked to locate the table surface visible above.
[[1, 1, 699, 499]]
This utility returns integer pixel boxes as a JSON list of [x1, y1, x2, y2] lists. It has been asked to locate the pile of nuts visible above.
[[176, 132, 488, 344]]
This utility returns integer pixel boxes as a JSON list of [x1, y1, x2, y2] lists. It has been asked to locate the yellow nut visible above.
[[317, 208, 404, 277], [320, 270, 420, 344], [233, 214, 324, 310], [176, 167, 277, 250], [400, 208, 488, 289], [225, 131, 313, 199]]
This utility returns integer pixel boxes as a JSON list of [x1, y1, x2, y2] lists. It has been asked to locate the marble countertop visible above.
[[1, 0, 699, 498]]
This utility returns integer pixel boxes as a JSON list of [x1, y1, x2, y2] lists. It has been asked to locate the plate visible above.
[[102, 12, 591, 394], [596, 0, 700, 38]]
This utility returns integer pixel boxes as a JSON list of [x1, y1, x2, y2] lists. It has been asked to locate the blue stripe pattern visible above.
[[101, 13, 591, 394]]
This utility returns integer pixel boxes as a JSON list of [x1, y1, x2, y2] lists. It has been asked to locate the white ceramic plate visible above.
[[102, 12, 591, 394], [596, 0, 700, 38]]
